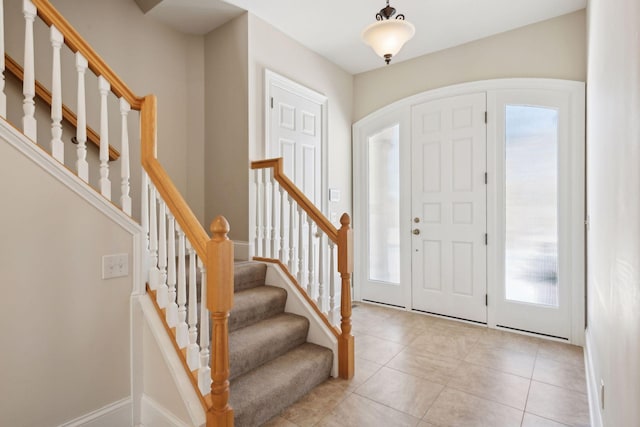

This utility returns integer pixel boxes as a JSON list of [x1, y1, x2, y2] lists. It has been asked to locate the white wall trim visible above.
[[57, 397, 132, 427], [353, 78, 585, 127], [138, 295, 206, 427], [585, 327, 604, 427], [140, 394, 198, 427], [0, 119, 142, 236]]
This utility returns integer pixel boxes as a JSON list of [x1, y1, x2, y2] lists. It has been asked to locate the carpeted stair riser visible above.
[[189, 260, 268, 302], [229, 343, 333, 427], [229, 313, 309, 380], [229, 286, 287, 332], [233, 261, 268, 292]]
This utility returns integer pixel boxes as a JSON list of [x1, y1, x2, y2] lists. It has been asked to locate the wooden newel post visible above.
[[337, 213, 354, 379], [206, 215, 234, 426]]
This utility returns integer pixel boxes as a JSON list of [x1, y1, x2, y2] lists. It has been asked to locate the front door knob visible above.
[[412, 229, 421, 235]]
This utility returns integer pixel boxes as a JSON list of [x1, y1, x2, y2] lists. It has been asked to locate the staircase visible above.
[[2, 1, 354, 425], [229, 262, 333, 426]]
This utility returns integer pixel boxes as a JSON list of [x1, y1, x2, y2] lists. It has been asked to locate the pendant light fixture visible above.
[[361, 0, 415, 65]]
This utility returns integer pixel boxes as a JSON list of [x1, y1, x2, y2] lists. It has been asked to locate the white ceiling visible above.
[[146, 0, 586, 75]]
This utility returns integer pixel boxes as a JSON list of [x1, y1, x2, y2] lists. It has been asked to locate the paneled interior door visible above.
[[411, 93, 488, 323], [268, 78, 322, 205]]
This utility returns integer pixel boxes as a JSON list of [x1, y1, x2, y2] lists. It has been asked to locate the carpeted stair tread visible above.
[[229, 343, 333, 427], [234, 261, 267, 292], [229, 285, 287, 332], [229, 313, 309, 380]]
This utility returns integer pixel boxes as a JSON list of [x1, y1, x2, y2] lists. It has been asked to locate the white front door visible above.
[[267, 74, 323, 206], [411, 93, 488, 323]]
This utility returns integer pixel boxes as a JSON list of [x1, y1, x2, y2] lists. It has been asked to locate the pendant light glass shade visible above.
[[361, 1, 415, 64], [362, 19, 415, 63]]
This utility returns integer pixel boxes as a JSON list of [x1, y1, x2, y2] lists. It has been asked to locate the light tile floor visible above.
[[265, 303, 590, 427]]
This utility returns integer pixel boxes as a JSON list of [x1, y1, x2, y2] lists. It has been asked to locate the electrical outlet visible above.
[[330, 211, 338, 224], [102, 253, 129, 279]]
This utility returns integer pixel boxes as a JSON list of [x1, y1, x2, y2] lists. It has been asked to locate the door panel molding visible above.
[[265, 69, 328, 214]]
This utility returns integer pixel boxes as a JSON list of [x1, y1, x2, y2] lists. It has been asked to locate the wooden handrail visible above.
[[140, 95, 209, 259], [4, 53, 119, 161], [251, 158, 338, 242], [32, 0, 144, 110], [250, 158, 355, 380]]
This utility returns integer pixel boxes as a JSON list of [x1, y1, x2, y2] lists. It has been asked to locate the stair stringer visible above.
[[262, 262, 339, 377], [137, 294, 206, 427]]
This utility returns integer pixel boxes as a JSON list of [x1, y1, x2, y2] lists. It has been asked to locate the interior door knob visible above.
[[413, 229, 421, 235]]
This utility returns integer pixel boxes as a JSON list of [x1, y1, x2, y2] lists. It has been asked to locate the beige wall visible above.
[[353, 10, 586, 121], [4, 0, 206, 222], [204, 14, 249, 241], [0, 139, 134, 426], [248, 14, 354, 223], [203, 13, 354, 241], [586, 0, 640, 425]]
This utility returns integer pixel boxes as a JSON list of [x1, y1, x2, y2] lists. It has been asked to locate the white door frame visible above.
[[264, 69, 329, 214], [352, 78, 585, 344]]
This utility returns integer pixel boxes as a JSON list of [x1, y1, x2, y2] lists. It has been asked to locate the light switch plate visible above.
[[329, 188, 341, 202], [102, 253, 129, 279]]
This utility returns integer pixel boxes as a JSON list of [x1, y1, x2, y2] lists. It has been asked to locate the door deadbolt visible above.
[[412, 229, 421, 235], [414, 217, 420, 223]]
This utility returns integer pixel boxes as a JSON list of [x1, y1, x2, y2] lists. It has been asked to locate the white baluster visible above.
[[75, 53, 88, 182], [98, 76, 111, 199], [49, 26, 64, 162], [0, 0, 6, 119], [329, 241, 337, 325], [166, 212, 178, 327], [148, 186, 159, 290], [186, 242, 200, 371], [198, 263, 211, 395], [288, 195, 296, 273], [119, 98, 131, 214], [22, 0, 36, 141], [262, 169, 269, 256], [307, 219, 315, 296], [157, 199, 169, 307], [279, 185, 286, 262], [297, 206, 305, 286], [317, 232, 325, 312], [271, 172, 278, 257], [141, 173, 150, 281], [176, 225, 188, 348], [254, 170, 262, 256]]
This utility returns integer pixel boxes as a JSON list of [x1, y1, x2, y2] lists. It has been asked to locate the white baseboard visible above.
[[234, 240, 250, 261], [140, 395, 200, 427], [585, 328, 603, 427], [57, 397, 132, 427]]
